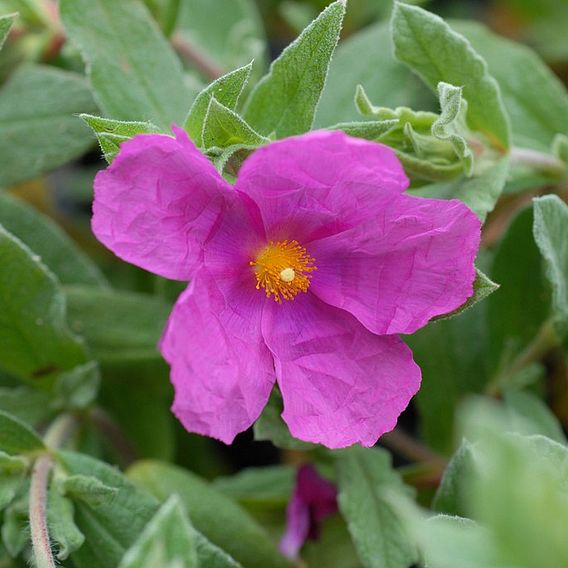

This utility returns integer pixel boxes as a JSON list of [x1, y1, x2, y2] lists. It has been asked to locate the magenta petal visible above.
[[309, 196, 481, 335], [280, 464, 338, 560], [262, 294, 421, 449], [235, 130, 409, 243], [92, 127, 230, 280], [161, 269, 275, 444]]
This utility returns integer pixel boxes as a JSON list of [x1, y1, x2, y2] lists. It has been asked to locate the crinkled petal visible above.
[[262, 294, 421, 449], [92, 126, 230, 280], [309, 196, 481, 335], [235, 130, 408, 243], [161, 269, 275, 444]]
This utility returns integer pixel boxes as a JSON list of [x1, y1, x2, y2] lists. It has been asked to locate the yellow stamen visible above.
[[250, 240, 316, 303]]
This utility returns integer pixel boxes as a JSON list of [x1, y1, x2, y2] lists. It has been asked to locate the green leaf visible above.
[[1, 494, 29, 557], [533, 195, 568, 334], [118, 496, 198, 568], [253, 388, 313, 451], [432, 82, 473, 175], [0, 192, 107, 287], [335, 446, 418, 568], [60, 0, 192, 129], [462, 401, 568, 568], [315, 22, 435, 128], [433, 269, 499, 322], [0, 452, 27, 512], [414, 157, 510, 222], [58, 451, 160, 568], [202, 97, 268, 151], [329, 120, 399, 140], [504, 389, 566, 444], [0, 65, 97, 188], [184, 62, 252, 146], [80, 114, 160, 163], [432, 440, 479, 517], [488, 206, 549, 368], [452, 20, 568, 152], [175, 0, 266, 78], [243, 0, 345, 138], [553, 134, 568, 164], [53, 361, 100, 411], [0, 13, 15, 51], [0, 386, 53, 426], [128, 461, 292, 568], [65, 286, 171, 364], [391, 2, 510, 151], [47, 487, 85, 561], [0, 411, 44, 455], [0, 225, 88, 382], [418, 515, 500, 568], [408, 301, 490, 454], [213, 465, 295, 508], [61, 474, 118, 506]]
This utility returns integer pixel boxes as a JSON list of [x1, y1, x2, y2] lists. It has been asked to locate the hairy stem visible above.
[[29, 415, 78, 568], [510, 147, 566, 178]]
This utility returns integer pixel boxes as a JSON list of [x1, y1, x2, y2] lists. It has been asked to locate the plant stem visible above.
[[381, 427, 446, 465], [171, 33, 224, 80], [510, 147, 566, 178], [486, 319, 560, 396], [90, 408, 138, 467], [29, 415, 78, 568]]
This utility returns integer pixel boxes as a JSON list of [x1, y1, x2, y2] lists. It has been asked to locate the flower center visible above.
[[250, 240, 317, 303]]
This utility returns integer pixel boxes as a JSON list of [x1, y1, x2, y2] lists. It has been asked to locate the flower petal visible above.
[[235, 130, 408, 243], [262, 294, 421, 448], [161, 269, 275, 444], [309, 196, 481, 335], [279, 484, 310, 560], [92, 126, 230, 280]]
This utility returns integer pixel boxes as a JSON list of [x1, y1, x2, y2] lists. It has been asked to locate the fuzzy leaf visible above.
[[336, 446, 418, 568], [60, 0, 192, 128], [0, 225, 88, 382], [243, 0, 345, 138], [185, 62, 252, 146], [315, 22, 434, 127], [118, 496, 198, 568], [553, 134, 568, 164], [0, 452, 27, 512], [453, 20, 568, 152], [128, 461, 292, 568], [65, 286, 171, 364], [202, 98, 268, 151], [0, 192, 107, 287], [391, 3, 510, 150], [433, 82, 473, 174], [0, 411, 44, 455], [48, 488, 85, 561], [52, 361, 100, 411], [533, 195, 568, 334], [433, 440, 479, 517], [0, 13, 15, 50], [1, 494, 29, 556], [0, 65, 97, 187], [80, 114, 160, 163]]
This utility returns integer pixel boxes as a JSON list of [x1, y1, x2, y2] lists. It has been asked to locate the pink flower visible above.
[[280, 464, 338, 560], [92, 128, 480, 449]]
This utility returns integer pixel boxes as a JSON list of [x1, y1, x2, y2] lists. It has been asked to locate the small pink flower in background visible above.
[[279, 464, 338, 560], [92, 128, 480, 449]]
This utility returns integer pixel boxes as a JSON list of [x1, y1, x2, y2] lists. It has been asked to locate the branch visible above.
[[171, 33, 224, 81], [511, 147, 566, 178]]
